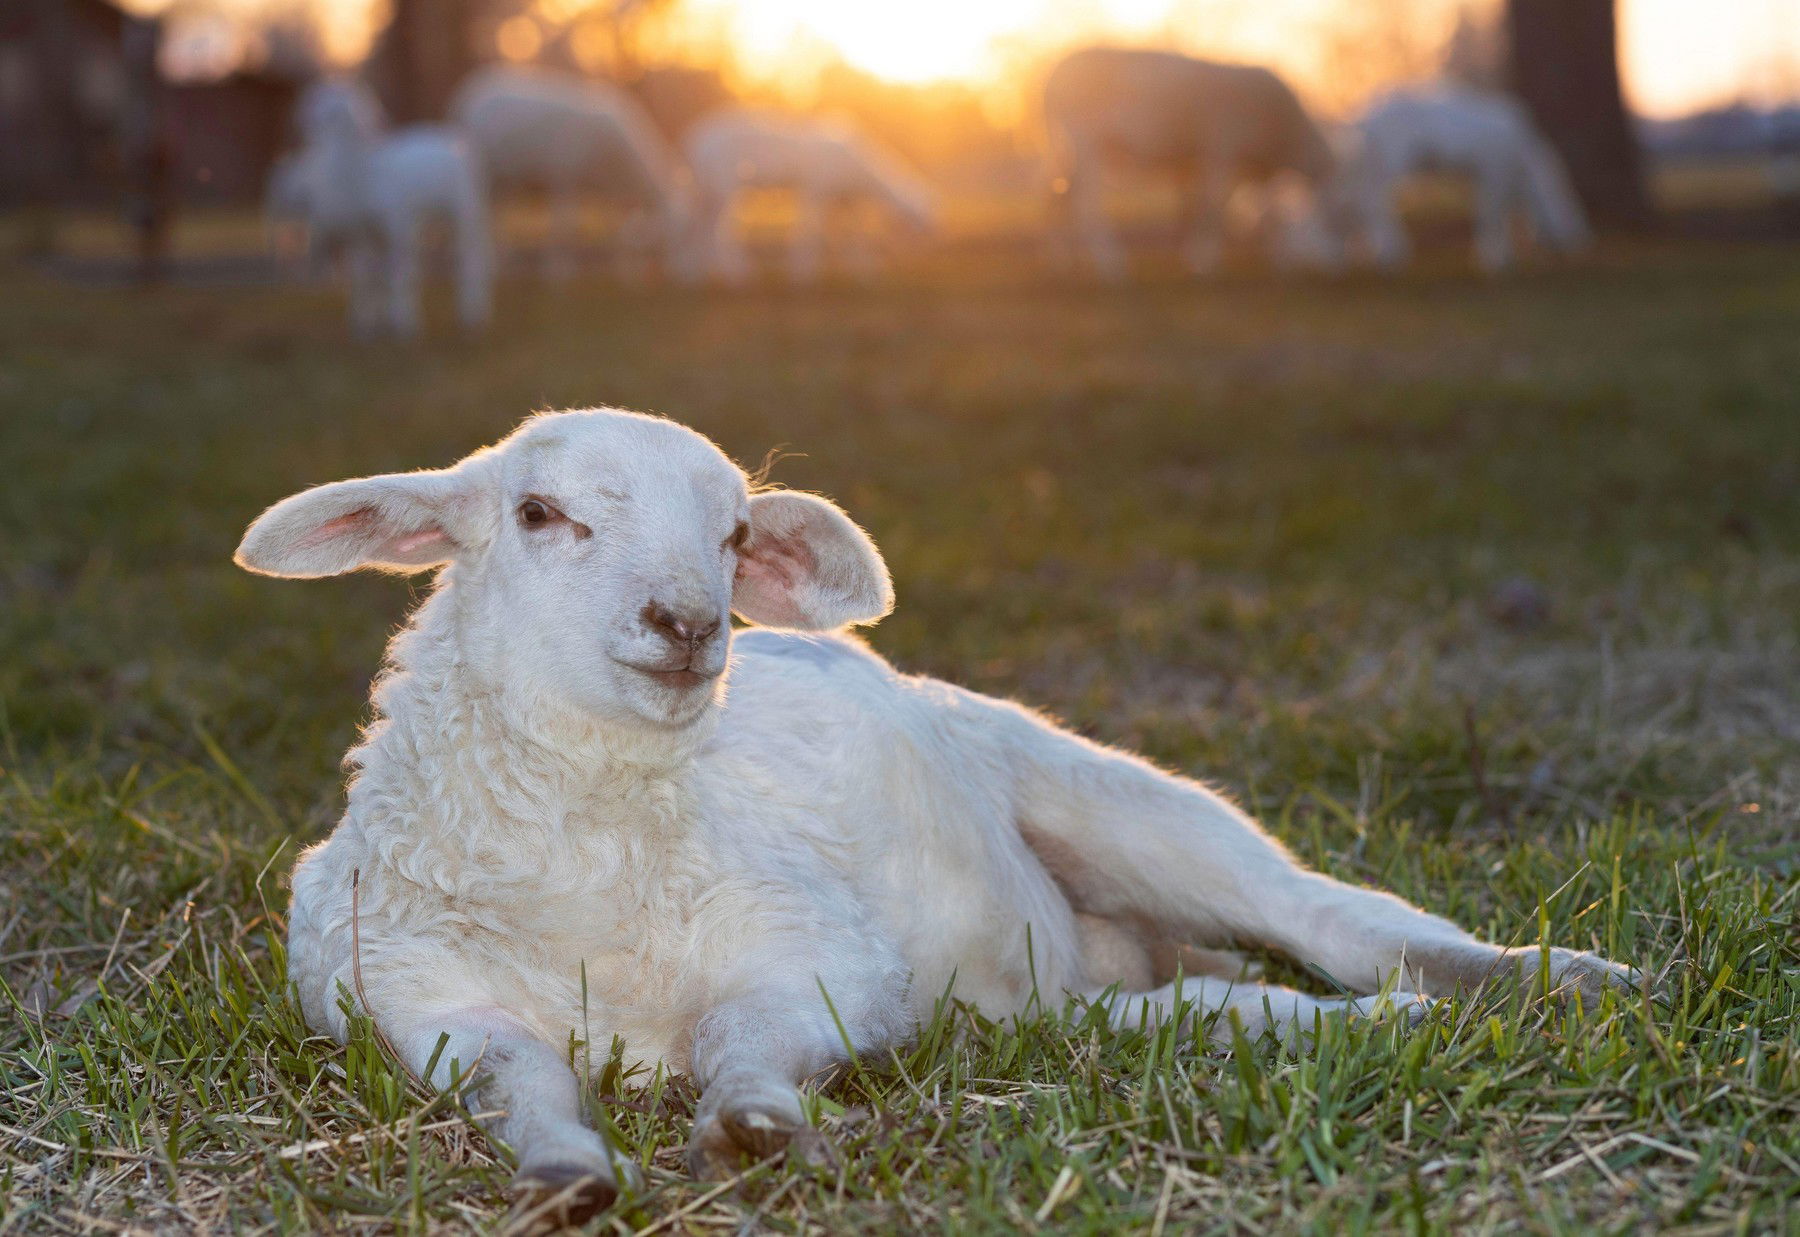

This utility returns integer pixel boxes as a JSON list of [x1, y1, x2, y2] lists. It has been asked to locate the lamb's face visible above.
[[236, 408, 895, 734], [472, 413, 751, 728]]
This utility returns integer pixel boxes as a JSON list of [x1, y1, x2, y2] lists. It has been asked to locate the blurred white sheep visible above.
[[683, 107, 937, 286], [1336, 86, 1591, 273], [450, 64, 690, 282], [1043, 47, 1338, 280], [271, 80, 493, 338]]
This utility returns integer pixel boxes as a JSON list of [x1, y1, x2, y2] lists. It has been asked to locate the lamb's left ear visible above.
[[732, 490, 894, 630], [234, 466, 486, 578]]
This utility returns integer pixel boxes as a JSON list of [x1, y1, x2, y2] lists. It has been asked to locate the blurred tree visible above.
[[367, 0, 479, 122], [1506, 0, 1649, 227]]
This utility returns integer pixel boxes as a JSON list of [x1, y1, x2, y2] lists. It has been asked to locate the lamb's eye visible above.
[[727, 521, 749, 551], [518, 499, 558, 528]]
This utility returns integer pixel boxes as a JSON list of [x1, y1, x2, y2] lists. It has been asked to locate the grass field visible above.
[[2, 236, 1798, 1233]]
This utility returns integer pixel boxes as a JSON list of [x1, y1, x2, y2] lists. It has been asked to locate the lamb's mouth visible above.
[[617, 661, 721, 691]]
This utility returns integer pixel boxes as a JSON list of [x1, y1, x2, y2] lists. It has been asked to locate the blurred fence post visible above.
[[1506, 0, 1651, 229], [24, 0, 85, 255]]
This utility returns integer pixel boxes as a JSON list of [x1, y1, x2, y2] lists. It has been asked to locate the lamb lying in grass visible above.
[[236, 408, 1638, 1219]]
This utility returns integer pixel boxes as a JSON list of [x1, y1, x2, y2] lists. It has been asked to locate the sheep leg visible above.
[[453, 189, 493, 332], [1083, 978, 1430, 1046], [658, 197, 691, 280], [1067, 144, 1126, 283], [787, 191, 825, 285], [685, 993, 850, 1178], [1364, 174, 1410, 269], [704, 193, 752, 286], [612, 209, 653, 285], [1474, 156, 1518, 274], [545, 182, 579, 282], [1178, 160, 1234, 275], [345, 241, 384, 340], [840, 206, 882, 284], [394, 1006, 639, 1221], [384, 218, 423, 339], [995, 703, 1637, 1001]]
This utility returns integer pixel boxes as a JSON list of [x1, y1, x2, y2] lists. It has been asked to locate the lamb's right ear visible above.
[[234, 467, 485, 578]]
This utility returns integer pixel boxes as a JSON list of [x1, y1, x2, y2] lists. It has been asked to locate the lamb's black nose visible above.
[[642, 601, 720, 649]]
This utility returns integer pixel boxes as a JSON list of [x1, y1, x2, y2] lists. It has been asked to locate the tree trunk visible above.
[[1506, 0, 1650, 228], [371, 0, 477, 124]]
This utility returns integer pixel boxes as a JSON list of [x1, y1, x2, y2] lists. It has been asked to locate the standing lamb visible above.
[[236, 408, 1639, 1219], [1043, 46, 1338, 280], [683, 107, 937, 285], [276, 80, 493, 338], [450, 64, 690, 282], [1338, 85, 1591, 273]]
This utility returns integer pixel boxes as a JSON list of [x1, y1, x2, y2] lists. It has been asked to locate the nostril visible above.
[[643, 602, 720, 647]]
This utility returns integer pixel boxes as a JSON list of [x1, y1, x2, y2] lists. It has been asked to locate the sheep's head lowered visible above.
[[235, 408, 893, 730]]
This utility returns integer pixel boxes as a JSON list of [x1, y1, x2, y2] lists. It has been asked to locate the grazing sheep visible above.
[[263, 151, 318, 274], [450, 64, 690, 282], [1337, 86, 1591, 272], [236, 408, 1638, 1218], [1043, 46, 1336, 279], [278, 81, 492, 338], [683, 107, 937, 285]]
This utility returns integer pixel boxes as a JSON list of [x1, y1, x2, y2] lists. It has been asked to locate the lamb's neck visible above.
[[352, 588, 701, 844]]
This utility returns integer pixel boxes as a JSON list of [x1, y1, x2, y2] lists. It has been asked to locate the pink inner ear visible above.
[[735, 529, 818, 626], [738, 530, 814, 590], [299, 507, 373, 548], [392, 528, 449, 554]]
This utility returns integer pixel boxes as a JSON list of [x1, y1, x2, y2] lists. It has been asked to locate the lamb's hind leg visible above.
[[392, 1005, 639, 1222], [1084, 978, 1429, 1046], [979, 694, 1637, 1003]]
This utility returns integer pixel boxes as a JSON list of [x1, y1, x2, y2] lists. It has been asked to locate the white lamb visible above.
[[276, 80, 493, 338], [683, 107, 938, 286], [236, 408, 1638, 1219], [450, 64, 690, 282], [1337, 85, 1591, 273]]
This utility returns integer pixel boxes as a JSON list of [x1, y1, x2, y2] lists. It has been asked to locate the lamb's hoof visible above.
[[718, 1107, 799, 1160], [688, 1107, 838, 1179], [1553, 952, 1644, 1002], [1349, 992, 1436, 1028], [513, 1163, 619, 1225]]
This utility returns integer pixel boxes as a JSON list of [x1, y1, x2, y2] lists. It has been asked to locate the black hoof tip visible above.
[[515, 1163, 618, 1226]]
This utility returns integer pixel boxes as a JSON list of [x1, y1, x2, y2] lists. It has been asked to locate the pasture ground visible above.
[[1, 230, 1797, 1233]]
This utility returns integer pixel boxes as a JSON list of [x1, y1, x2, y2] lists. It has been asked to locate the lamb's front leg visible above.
[[393, 1007, 639, 1221], [686, 991, 871, 1178]]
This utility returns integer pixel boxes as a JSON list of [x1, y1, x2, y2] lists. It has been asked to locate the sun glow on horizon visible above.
[[679, 0, 1311, 94], [689, 0, 1043, 86], [153, 0, 1799, 121], [675, 0, 1799, 117]]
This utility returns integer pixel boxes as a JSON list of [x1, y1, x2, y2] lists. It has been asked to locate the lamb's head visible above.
[[296, 78, 385, 145], [235, 408, 893, 731]]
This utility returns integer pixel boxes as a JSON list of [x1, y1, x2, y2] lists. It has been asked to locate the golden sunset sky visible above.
[[150, 0, 1800, 119]]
